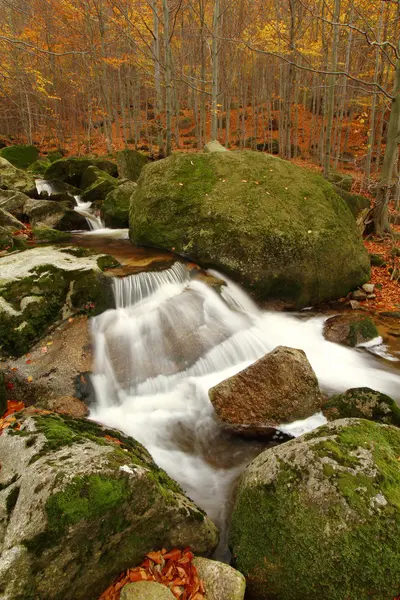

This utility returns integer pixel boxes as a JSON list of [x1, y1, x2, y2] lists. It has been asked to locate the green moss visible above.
[[323, 388, 400, 426], [369, 253, 386, 267], [43, 157, 117, 186], [327, 170, 353, 192], [230, 421, 400, 600], [102, 181, 137, 228], [347, 317, 378, 346], [96, 255, 120, 270], [32, 226, 72, 243], [0, 145, 39, 169], [333, 185, 370, 218], [116, 149, 148, 181], [28, 159, 51, 176]]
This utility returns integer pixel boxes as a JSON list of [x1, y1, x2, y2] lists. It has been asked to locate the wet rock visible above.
[[0, 144, 39, 169], [0, 208, 25, 231], [80, 168, 118, 204], [0, 157, 37, 195], [0, 246, 114, 357], [230, 418, 400, 600], [24, 198, 88, 230], [0, 190, 30, 220], [43, 157, 117, 186], [209, 346, 322, 436], [193, 557, 246, 600], [351, 289, 367, 301], [46, 395, 89, 418], [130, 151, 370, 308], [101, 181, 137, 228], [0, 411, 218, 600], [362, 283, 374, 293], [204, 140, 228, 153], [323, 313, 378, 347], [120, 582, 175, 600], [116, 149, 148, 181], [32, 226, 72, 243], [322, 387, 400, 425]]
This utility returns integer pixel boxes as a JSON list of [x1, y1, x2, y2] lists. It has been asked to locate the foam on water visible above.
[[89, 263, 399, 556]]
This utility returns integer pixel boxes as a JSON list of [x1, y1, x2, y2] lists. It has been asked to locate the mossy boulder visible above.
[[0, 207, 25, 231], [0, 411, 218, 600], [0, 157, 37, 195], [116, 149, 148, 181], [323, 387, 400, 425], [129, 151, 370, 307], [28, 158, 52, 176], [0, 144, 39, 169], [43, 157, 118, 187], [80, 166, 118, 204], [0, 246, 115, 357], [369, 253, 386, 267], [32, 226, 72, 243], [323, 313, 378, 347], [230, 418, 400, 600], [101, 181, 137, 227], [327, 170, 353, 192], [333, 185, 370, 219], [0, 190, 30, 220]]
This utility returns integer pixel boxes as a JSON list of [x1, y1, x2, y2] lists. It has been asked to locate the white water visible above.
[[89, 263, 399, 556]]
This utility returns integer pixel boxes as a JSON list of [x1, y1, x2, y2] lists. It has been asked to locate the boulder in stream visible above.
[[323, 313, 378, 347], [0, 246, 115, 357], [80, 166, 118, 204], [229, 418, 400, 600], [129, 151, 370, 307], [102, 181, 137, 227], [24, 197, 88, 230], [323, 387, 400, 425], [116, 149, 148, 181], [0, 411, 218, 600], [0, 157, 37, 195], [209, 346, 322, 436], [43, 156, 118, 186]]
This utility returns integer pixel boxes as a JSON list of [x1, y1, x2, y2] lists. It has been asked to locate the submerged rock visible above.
[[193, 557, 245, 600], [0, 411, 218, 600], [323, 313, 378, 347], [121, 582, 175, 600], [323, 387, 400, 425], [0, 157, 37, 195], [0, 246, 115, 357], [102, 181, 137, 228], [229, 418, 400, 600], [209, 346, 322, 436], [116, 149, 148, 181], [44, 157, 117, 186], [130, 151, 370, 307]]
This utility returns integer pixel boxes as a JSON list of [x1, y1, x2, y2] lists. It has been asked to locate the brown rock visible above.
[[323, 313, 378, 347], [209, 346, 322, 436], [47, 395, 89, 418]]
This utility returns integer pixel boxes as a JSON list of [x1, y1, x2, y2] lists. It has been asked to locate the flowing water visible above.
[[88, 261, 400, 558]]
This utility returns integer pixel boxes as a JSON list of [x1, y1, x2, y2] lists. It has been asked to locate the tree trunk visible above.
[[162, 0, 172, 156], [211, 0, 220, 140], [323, 0, 341, 176]]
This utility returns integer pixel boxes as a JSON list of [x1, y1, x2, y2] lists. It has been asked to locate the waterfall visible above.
[[90, 263, 399, 558]]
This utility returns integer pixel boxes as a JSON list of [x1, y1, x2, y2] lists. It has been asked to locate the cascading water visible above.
[[89, 262, 399, 557]]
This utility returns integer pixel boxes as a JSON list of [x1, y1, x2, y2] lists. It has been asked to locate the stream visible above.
[[35, 180, 400, 559]]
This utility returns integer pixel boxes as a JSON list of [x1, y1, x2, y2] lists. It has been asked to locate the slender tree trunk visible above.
[[323, 0, 340, 176], [162, 0, 172, 156], [211, 0, 220, 140]]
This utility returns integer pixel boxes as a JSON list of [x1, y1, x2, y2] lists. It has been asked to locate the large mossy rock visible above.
[[28, 157, 52, 176], [80, 166, 118, 203], [333, 185, 370, 219], [0, 190, 30, 220], [43, 157, 118, 187], [209, 346, 322, 436], [129, 152, 370, 307], [0, 411, 218, 600], [0, 246, 115, 357], [116, 149, 148, 181], [0, 157, 37, 195], [102, 181, 137, 227], [323, 313, 378, 347], [230, 418, 400, 600], [323, 387, 400, 425], [0, 144, 39, 169]]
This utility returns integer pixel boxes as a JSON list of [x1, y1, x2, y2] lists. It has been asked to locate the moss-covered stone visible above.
[[80, 167, 118, 203], [323, 387, 400, 425], [32, 226, 72, 243], [369, 253, 386, 267], [323, 313, 378, 347], [28, 158, 51, 176], [43, 157, 117, 187], [229, 418, 400, 600], [130, 151, 370, 307], [333, 185, 370, 218], [0, 145, 39, 169], [327, 169, 353, 191], [116, 149, 148, 181], [0, 157, 37, 195], [102, 181, 137, 227]]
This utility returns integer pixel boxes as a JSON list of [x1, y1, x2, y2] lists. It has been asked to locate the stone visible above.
[[327, 169, 353, 191], [367, 293, 376, 299], [43, 157, 118, 186], [362, 283, 374, 293], [333, 185, 370, 218], [193, 557, 246, 600], [323, 313, 378, 347], [80, 166, 118, 203], [0, 226, 13, 251], [0, 208, 25, 231], [32, 226, 72, 243], [28, 158, 52, 176], [349, 300, 360, 310], [351, 289, 367, 301], [24, 198, 88, 230], [0, 190, 30, 220], [0, 144, 39, 169], [369, 253, 386, 267], [101, 181, 137, 228], [229, 418, 400, 600], [0, 246, 115, 357], [116, 149, 148, 181], [129, 151, 370, 308], [209, 346, 322, 436], [322, 387, 400, 425], [0, 411, 218, 600], [120, 582, 175, 600], [204, 140, 228, 153], [46, 395, 90, 418], [0, 157, 37, 195]]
